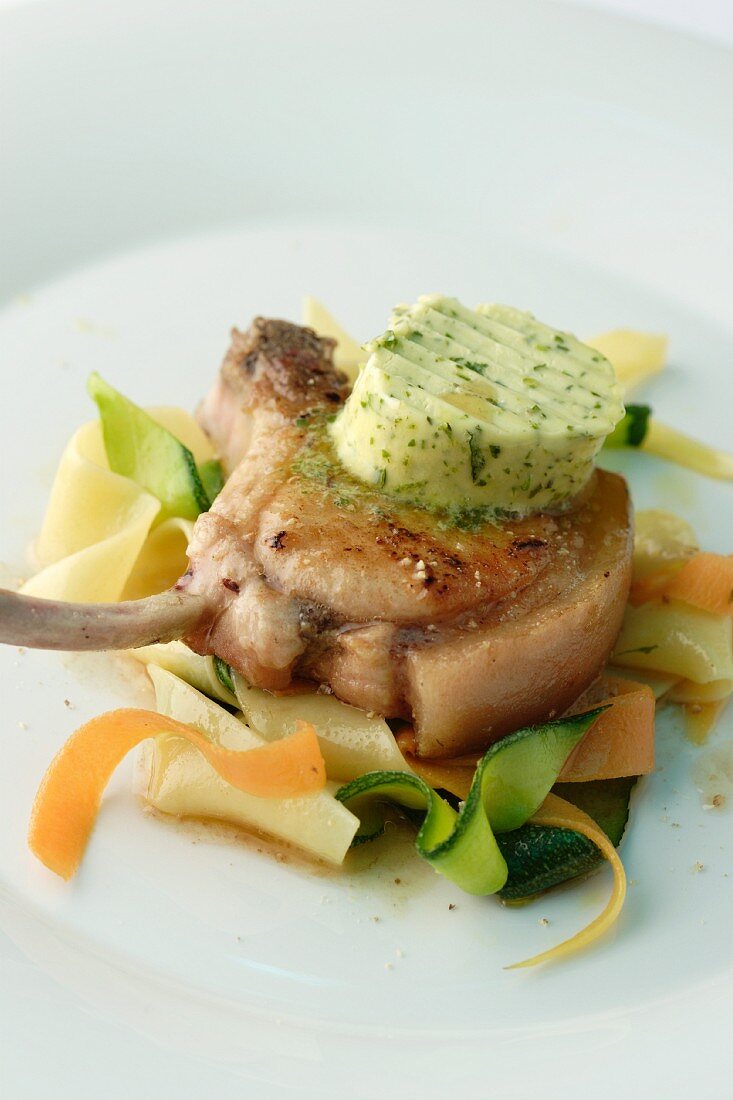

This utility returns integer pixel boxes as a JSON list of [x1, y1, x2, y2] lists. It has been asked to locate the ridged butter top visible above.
[[330, 295, 624, 519]]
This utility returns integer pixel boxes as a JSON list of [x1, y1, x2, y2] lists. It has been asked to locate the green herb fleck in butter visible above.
[[329, 295, 624, 517]]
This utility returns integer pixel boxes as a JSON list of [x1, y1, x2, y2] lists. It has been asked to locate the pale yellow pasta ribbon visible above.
[[21, 408, 212, 605]]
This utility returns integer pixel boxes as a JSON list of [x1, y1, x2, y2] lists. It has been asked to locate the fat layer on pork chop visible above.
[[184, 318, 633, 757]]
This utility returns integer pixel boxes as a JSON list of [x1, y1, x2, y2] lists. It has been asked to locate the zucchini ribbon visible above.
[[336, 710, 604, 896]]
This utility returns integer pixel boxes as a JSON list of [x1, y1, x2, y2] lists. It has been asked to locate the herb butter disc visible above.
[[330, 295, 624, 518]]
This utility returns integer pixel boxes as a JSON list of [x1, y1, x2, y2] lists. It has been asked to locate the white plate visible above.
[[1, 2, 732, 1096]]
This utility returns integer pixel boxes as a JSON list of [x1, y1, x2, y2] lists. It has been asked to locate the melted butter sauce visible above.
[[141, 802, 434, 907], [291, 410, 585, 538], [683, 698, 731, 745], [291, 412, 510, 533]]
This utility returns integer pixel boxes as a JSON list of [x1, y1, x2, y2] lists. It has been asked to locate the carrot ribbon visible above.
[[28, 708, 325, 879]]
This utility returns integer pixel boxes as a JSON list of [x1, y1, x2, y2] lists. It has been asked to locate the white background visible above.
[[0, 0, 732, 42], [565, 0, 733, 43]]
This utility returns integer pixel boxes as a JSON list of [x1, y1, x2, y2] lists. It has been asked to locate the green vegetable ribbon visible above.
[[88, 372, 216, 519], [213, 656, 237, 697], [604, 404, 651, 449], [336, 709, 604, 896]]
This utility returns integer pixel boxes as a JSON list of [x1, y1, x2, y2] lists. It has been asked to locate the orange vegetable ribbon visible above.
[[28, 708, 325, 880]]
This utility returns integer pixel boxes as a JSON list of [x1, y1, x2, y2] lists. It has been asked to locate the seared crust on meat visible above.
[[222, 318, 348, 416], [185, 318, 633, 757], [198, 319, 348, 472], [256, 483, 557, 624]]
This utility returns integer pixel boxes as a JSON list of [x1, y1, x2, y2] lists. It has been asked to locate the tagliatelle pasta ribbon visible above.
[[586, 329, 667, 395], [120, 516, 195, 601], [22, 420, 162, 603], [22, 409, 214, 605], [28, 709, 326, 880]]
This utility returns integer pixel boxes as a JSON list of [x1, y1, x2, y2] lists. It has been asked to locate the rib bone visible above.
[[0, 588, 205, 651]]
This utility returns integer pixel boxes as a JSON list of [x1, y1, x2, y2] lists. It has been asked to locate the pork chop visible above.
[[0, 317, 633, 758], [182, 317, 633, 757]]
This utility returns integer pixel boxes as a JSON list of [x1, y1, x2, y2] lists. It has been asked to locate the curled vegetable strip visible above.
[[589, 330, 733, 480], [605, 407, 733, 482], [402, 680, 655, 795], [507, 793, 626, 969], [28, 709, 325, 880], [336, 711, 603, 895], [642, 420, 733, 481], [605, 404, 651, 449], [661, 552, 733, 617], [88, 374, 211, 520]]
